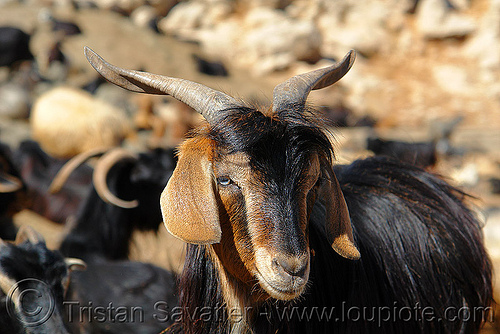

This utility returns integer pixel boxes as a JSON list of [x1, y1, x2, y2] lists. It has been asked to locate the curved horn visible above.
[[272, 50, 356, 113], [0, 172, 23, 193], [93, 148, 139, 209], [84, 46, 242, 124], [65, 258, 87, 271], [15, 225, 45, 245], [49, 147, 111, 194]]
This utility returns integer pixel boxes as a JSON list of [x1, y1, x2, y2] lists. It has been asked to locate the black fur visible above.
[[0, 142, 23, 240], [173, 107, 493, 333], [12, 140, 92, 225], [66, 261, 178, 334], [0, 237, 70, 334], [192, 54, 228, 77], [60, 147, 177, 262], [0, 27, 33, 68], [366, 137, 437, 168]]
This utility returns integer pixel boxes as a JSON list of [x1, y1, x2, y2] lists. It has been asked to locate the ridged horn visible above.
[[0, 172, 23, 193], [272, 50, 356, 113], [84, 46, 242, 124], [49, 147, 111, 194], [93, 148, 139, 209]]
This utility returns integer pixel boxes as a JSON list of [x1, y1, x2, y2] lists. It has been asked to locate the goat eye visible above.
[[217, 176, 232, 186]]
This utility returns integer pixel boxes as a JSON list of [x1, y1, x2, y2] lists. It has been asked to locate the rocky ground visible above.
[[1, 0, 499, 332]]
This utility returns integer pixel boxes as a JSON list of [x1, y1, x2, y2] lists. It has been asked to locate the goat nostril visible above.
[[273, 256, 308, 277]]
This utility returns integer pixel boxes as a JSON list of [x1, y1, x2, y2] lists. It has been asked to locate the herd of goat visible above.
[[0, 44, 496, 334]]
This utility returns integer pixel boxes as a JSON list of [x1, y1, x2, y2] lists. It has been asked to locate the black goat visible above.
[[12, 140, 92, 225], [489, 177, 500, 194], [0, 225, 85, 334], [366, 137, 437, 168], [65, 260, 178, 334], [192, 54, 229, 77], [84, 47, 493, 333], [0, 142, 24, 240], [57, 147, 177, 262], [0, 27, 33, 68]]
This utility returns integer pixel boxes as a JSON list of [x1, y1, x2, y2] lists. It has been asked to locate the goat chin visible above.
[[253, 247, 310, 301]]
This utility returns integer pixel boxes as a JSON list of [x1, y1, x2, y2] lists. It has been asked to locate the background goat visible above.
[[12, 140, 93, 225], [0, 225, 85, 334], [84, 47, 493, 333], [0, 141, 24, 240], [52, 146, 177, 262], [65, 260, 178, 334], [0, 27, 33, 68]]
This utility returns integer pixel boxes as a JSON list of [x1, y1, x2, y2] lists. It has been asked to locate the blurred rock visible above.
[[147, 0, 177, 16], [242, 7, 321, 63], [463, 0, 500, 73], [416, 0, 476, 39], [484, 208, 500, 258], [157, 1, 207, 36], [130, 5, 158, 29], [0, 83, 30, 119], [95, 82, 135, 115], [198, 6, 320, 75], [432, 65, 469, 94], [450, 162, 479, 187], [93, 0, 144, 14], [317, 1, 394, 58]]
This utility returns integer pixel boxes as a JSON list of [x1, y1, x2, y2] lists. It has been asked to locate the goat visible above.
[[0, 225, 85, 334], [366, 117, 463, 168], [0, 27, 33, 68], [30, 86, 132, 159], [489, 177, 500, 195], [11, 140, 93, 225], [0, 142, 24, 240], [192, 54, 229, 77], [51, 146, 177, 262], [366, 137, 437, 168], [84, 47, 493, 333], [65, 260, 178, 334]]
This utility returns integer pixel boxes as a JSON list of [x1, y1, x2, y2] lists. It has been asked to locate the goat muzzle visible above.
[[254, 248, 310, 300]]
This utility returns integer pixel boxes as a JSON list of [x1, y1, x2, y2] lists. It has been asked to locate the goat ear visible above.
[[160, 139, 221, 244], [320, 165, 360, 260], [15, 225, 45, 245]]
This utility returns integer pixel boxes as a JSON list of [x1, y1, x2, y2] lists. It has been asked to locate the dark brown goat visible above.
[[84, 47, 493, 333], [0, 142, 24, 240]]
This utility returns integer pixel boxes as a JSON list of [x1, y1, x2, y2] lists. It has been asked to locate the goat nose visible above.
[[273, 255, 308, 278]]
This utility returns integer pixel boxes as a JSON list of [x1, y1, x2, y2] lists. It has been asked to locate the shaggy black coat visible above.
[[168, 107, 493, 333]]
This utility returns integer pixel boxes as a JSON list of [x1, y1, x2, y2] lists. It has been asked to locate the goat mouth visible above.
[[254, 267, 308, 301]]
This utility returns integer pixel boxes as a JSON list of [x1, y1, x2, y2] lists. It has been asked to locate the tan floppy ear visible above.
[[160, 138, 221, 244], [320, 165, 360, 260]]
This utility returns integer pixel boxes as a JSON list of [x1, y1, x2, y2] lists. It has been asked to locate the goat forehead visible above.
[[0, 244, 67, 282], [212, 109, 330, 183]]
